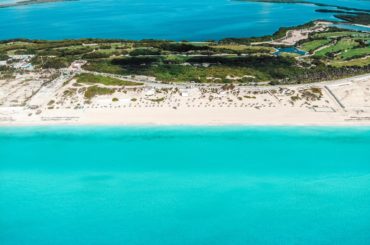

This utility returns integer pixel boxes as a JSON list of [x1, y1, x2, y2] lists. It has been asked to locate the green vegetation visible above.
[[295, 29, 369, 71], [75, 73, 143, 86], [143, 65, 265, 83], [301, 87, 323, 101], [84, 86, 115, 99], [31, 56, 70, 69], [340, 47, 370, 60], [211, 44, 275, 54], [241, 1, 370, 16], [314, 38, 359, 57], [159, 42, 210, 52], [0, 52, 9, 60], [84, 55, 301, 83], [221, 21, 316, 44], [335, 14, 370, 25], [1, 24, 369, 85], [314, 31, 369, 39], [299, 39, 331, 52], [84, 61, 123, 74], [129, 48, 161, 56], [330, 57, 370, 68], [149, 97, 165, 103]]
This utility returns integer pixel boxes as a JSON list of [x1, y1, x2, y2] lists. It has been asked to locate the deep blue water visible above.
[[0, 0, 369, 40], [1, 127, 370, 244]]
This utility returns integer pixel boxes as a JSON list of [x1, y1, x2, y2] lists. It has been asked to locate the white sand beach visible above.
[[1, 73, 370, 126]]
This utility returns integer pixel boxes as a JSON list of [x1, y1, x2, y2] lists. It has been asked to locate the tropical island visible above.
[[0, 20, 369, 125]]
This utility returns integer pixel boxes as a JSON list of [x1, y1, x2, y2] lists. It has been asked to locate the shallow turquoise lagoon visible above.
[[1, 127, 370, 244], [0, 0, 367, 40], [1, 0, 369, 41]]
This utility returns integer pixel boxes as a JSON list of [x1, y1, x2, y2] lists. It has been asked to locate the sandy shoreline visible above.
[[1, 72, 370, 127], [1, 107, 370, 127]]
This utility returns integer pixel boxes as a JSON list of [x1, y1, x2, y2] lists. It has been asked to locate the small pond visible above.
[[274, 47, 307, 56]]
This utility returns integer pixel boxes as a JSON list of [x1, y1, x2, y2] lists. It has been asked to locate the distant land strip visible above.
[[0, 0, 77, 8], [237, 0, 370, 25], [237, 0, 370, 13]]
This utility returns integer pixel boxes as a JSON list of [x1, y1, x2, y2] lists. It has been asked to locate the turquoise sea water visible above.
[[332, 23, 370, 33], [1, 127, 370, 244], [0, 0, 369, 40]]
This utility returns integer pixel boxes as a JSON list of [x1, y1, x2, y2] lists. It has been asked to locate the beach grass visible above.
[[84, 86, 115, 99], [211, 44, 275, 53], [330, 56, 370, 67], [314, 31, 367, 39], [76, 73, 143, 86]]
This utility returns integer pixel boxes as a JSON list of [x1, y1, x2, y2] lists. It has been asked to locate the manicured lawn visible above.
[[314, 39, 358, 57], [300, 39, 331, 52], [340, 47, 370, 60]]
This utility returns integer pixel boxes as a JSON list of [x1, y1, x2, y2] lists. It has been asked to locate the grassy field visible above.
[[76, 73, 143, 86], [340, 47, 370, 60], [211, 45, 275, 53], [314, 38, 359, 57], [83, 55, 302, 83], [142, 65, 266, 83], [330, 57, 370, 67], [84, 86, 115, 99], [83, 61, 125, 75], [314, 31, 369, 39], [1, 26, 369, 85], [299, 39, 331, 52]]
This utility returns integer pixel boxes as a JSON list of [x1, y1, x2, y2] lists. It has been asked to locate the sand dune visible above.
[[1, 73, 369, 126]]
